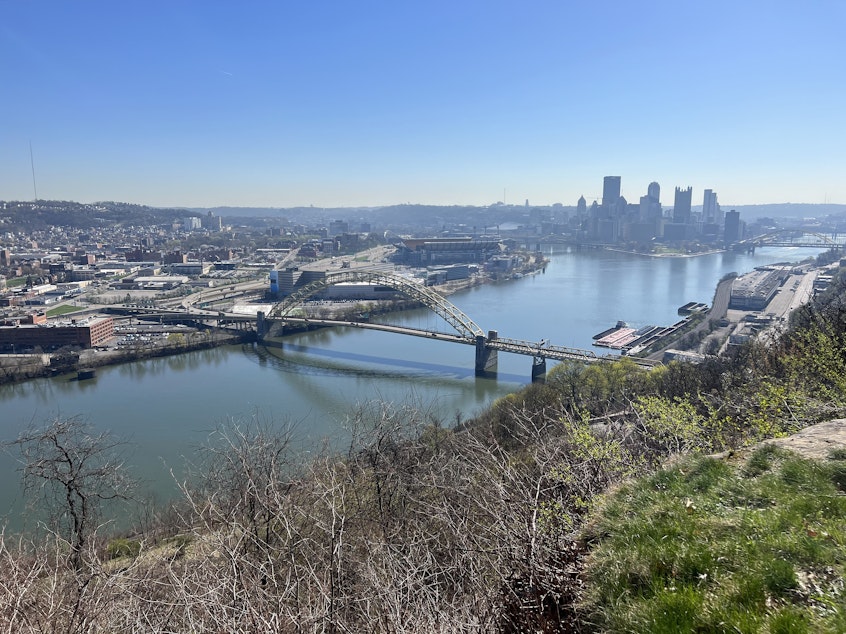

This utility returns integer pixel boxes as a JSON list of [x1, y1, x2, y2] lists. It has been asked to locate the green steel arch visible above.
[[266, 270, 486, 339], [753, 229, 838, 245]]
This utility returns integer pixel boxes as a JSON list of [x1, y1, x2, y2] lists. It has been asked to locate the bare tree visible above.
[[10, 417, 136, 570]]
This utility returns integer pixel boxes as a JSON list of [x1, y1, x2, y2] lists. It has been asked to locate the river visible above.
[[0, 245, 826, 529]]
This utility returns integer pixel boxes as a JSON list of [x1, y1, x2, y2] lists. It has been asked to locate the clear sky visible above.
[[2, 1, 844, 209]]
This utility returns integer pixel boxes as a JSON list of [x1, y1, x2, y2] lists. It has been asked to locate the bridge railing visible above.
[[491, 337, 599, 358]]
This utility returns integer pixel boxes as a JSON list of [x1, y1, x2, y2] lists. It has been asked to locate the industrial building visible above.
[[316, 283, 403, 301], [729, 267, 789, 310], [0, 317, 114, 351]]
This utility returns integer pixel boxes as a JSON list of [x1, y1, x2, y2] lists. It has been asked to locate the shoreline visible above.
[[0, 330, 253, 386]]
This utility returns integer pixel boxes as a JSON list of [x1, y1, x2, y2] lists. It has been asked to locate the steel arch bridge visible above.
[[740, 229, 845, 248], [264, 270, 486, 339]]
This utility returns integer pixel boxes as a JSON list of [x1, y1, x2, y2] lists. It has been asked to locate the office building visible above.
[[647, 181, 660, 202], [672, 186, 693, 224], [639, 181, 662, 222], [702, 189, 719, 224], [602, 176, 621, 207], [724, 210, 742, 244], [0, 316, 114, 351]]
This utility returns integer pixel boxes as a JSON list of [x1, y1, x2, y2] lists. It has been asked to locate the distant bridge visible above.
[[735, 229, 846, 252], [256, 270, 660, 380]]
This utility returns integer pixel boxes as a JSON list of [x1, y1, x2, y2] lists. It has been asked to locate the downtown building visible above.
[[581, 176, 733, 246]]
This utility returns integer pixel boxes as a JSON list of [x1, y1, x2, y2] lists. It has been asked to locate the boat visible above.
[[592, 320, 628, 340]]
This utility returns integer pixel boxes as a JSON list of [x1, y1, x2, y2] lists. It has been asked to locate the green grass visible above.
[[46, 304, 84, 317], [581, 446, 846, 632], [6, 276, 28, 288]]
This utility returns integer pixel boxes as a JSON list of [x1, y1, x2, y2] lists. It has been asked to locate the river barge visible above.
[[592, 320, 629, 340], [678, 301, 709, 315]]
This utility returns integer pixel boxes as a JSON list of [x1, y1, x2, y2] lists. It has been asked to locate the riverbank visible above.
[[0, 329, 253, 386]]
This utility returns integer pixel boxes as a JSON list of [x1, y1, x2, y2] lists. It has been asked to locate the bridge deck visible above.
[[113, 307, 661, 370], [276, 318, 660, 367]]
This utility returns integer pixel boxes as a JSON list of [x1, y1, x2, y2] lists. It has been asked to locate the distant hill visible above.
[[198, 202, 846, 223], [4, 199, 844, 233], [720, 203, 846, 221], [0, 200, 196, 232]]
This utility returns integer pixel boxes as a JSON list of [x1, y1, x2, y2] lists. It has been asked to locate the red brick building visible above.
[[0, 317, 114, 351]]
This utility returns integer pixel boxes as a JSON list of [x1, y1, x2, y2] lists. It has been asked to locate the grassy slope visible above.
[[580, 446, 846, 633]]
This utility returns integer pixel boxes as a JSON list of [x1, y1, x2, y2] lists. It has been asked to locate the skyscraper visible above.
[[672, 186, 693, 224], [702, 189, 719, 224], [647, 181, 660, 203], [639, 181, 662, 221], [724, 210, 741, 244], [602, 176, 621, 207]]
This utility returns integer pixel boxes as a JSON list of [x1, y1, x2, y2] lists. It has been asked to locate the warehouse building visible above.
[[0, 317, 114, 351]]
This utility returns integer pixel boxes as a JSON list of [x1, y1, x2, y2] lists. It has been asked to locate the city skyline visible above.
[[2, 1, 845, 209]]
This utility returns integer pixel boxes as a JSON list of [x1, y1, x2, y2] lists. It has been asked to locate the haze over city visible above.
[[2, 1, 844, 208]]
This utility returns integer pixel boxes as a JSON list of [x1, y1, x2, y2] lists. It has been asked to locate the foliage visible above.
[[632, 395, 707, 455], [106, 537, 141, 559]]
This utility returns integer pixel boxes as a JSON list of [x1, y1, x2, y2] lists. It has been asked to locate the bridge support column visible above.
[[256, 311, 267, 341], [475, 330, 498, 377], [531, 357, 547, 383]]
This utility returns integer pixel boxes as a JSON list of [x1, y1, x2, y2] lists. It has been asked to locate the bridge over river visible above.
[[252, 269, 660, 381], [113, 269, 662, 380], [734, 229, 846, 252]]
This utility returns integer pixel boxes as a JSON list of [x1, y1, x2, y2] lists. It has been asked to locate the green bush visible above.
[[106, 538, 141, 560]]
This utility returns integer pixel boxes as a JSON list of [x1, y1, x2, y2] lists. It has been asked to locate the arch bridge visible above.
[[735, 229, 845, 252], [257, 269, 657, 379], [265, 270, 485, 339]]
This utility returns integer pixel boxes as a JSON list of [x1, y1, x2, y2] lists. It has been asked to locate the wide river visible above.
[[0, 245, 825, 529]]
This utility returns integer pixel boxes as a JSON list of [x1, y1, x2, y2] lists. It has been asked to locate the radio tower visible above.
[[30, 141, 39, 201]]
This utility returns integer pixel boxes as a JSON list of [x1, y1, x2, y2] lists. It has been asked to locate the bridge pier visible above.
[[256, 311, 267, 341], [475, 330, 498, 377], [531, 357, 546, 383]]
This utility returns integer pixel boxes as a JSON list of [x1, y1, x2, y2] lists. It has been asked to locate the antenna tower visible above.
[[29, 141, 38, 201]]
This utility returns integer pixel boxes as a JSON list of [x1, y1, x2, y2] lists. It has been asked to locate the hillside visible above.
[[0, 200, 196, 231], [726, 203, 846, 221]]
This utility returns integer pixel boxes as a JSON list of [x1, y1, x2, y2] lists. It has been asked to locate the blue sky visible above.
[[2, 1, 844, 208]]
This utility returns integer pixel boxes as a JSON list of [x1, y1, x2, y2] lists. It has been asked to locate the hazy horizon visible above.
[[2, 2, 844, 208]]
